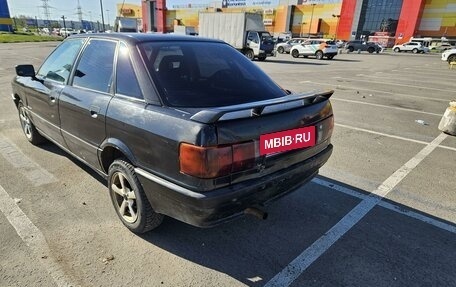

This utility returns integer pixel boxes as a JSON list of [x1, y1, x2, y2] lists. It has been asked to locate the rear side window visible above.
[[139, 41, 285, 107], [37, 38, 85, 83], [116, 42, 142, 99], [72, 39, 117, 93]]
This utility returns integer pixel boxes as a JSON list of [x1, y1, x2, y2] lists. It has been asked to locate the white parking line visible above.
[[312, 178, 456, 234], [300, 81, 451, 102], [264, 133, 448, 287], [0, 184, 74, 287], [0, 136, 57, 186], [332, 77, 456, 94], [332, 98, 442, 116], [356, 73, 456, 84], [335, 123, 456, 152]]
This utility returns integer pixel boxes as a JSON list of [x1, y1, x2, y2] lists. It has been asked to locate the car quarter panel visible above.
[[105, 98, 219, 191]]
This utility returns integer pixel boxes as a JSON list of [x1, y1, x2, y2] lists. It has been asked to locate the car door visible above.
[[246, 31, 260, 56], [59, 38, 117, 169], [26, 38, 86, 145]]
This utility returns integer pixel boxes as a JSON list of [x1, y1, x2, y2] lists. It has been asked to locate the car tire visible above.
[[17, 101, 46, 145], [367, 47, 374, 53], [291, 49, 299, 58], [394, 47, 400, 52], [448, 55, 456, 64], [315, 51, 324, 60], [348, 46, 354, 53], [327, 55, 334, 60], [257, 56, 266, 61], [412, 48, 418, 54], [244, 49, 255, 61], [108, 159, 164, 233], [277, 46, 284, 54]]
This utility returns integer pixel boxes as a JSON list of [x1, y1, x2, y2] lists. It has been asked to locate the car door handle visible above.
[[90, 105, 100, 118]]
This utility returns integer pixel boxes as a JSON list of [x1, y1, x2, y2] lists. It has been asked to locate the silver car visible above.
[[276, 38, 305, 54]]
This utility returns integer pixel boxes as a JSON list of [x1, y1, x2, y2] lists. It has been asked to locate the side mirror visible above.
[[15, 65, 35, 77]]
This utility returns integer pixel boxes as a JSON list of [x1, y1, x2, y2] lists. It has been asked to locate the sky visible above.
[[6, 0, 141, 23]]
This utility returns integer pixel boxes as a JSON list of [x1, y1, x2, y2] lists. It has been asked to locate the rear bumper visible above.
[[136, 144, 333, 227]]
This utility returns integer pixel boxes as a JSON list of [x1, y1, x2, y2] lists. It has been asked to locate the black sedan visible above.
[[12, 33, 334, 233]]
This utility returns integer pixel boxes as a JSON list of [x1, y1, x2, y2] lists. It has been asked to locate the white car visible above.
[[441, 48, 456, 63], [392, 42, 429, 53], [290, 39, 338, 60], [276, 38, 305, 54], [59, 28, 77, 37]]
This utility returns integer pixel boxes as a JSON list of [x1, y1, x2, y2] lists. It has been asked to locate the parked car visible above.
[[344, 40, 382, 53], [431, 43, 454, 53], [290, 39, 338, 60], [59, 28, 77, 37], [11, 34, 334, 233], [392, 42, 429, 53], [441, 48, 456, 63], [276, 38, 305, 54]]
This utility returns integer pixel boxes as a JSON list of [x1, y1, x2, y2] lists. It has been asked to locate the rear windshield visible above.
[[138, 41, 285, 107]]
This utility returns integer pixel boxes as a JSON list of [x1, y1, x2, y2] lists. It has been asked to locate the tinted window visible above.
[[116, 43, 142, 99], [139, 41, 285, 107], [73, 39, 117, 93], [37, 39, 85, 83]]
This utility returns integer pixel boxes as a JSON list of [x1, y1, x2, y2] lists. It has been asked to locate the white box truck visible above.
[[198, 12, 275, 61]]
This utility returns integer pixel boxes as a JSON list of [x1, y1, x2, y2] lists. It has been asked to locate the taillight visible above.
[[179, 141, 256, 178], [232, 142, 255, 172]]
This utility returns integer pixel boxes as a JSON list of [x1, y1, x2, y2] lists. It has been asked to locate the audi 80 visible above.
[[11, 34, 334, 233]]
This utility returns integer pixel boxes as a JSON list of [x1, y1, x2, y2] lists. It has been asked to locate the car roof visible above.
[[69, 33, 225, 45]]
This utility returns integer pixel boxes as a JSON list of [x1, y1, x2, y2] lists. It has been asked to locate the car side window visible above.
[[73, 39, 117, 93], [116, 43, 142, 99], [37, 39, 85, 83]]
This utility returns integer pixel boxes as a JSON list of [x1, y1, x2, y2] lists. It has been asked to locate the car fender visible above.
[[99, 138, 138, 172]]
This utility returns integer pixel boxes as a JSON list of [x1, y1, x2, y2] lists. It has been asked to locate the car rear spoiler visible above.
[[190, 90, 333, 124]]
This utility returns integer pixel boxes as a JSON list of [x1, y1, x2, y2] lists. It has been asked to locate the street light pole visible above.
[[332, 14, 341, 39], [308, 4, 316, 38], [99, 0, 105, 32]]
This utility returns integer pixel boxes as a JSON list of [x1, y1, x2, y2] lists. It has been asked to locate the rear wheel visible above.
[[17, 101, 46, 145], [367, 47, 374, 53], [394, 47, 400, 52], [348, 46, 354, 52], [277, 46, 284, 54], [315, 50, 324, 60], [257, 56, 266, 61], [291, 49, 299, 58], [108, 159, 164, 233], [244, 49, 255, 61], [327, 55, 334, 60], [412, 48, 418, 54]]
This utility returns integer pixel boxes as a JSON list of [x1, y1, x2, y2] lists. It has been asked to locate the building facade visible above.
[[0, 0, 12, 31], [141, 0, 455, 44]]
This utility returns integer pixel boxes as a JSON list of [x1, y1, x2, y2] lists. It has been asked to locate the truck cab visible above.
[[245, 30, 275, 61]]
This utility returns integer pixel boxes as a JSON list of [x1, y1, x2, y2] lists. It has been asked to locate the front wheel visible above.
[[394, 47, 400, 52], [108, 159, 164, 233], [448, 55, 456, 64], [327, 55, 334, 60], [257, 56, 266, 61], [244, 49, 255, 61], [367, 47, 374, 53], [412, 48, 418, 54], [315, 50, 324, 60], [291, 49, 299, 58], [277, 46, 284, 54], [17, 101, 46, 145]]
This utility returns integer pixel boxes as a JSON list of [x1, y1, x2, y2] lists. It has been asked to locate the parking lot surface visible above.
[[0, 42, 455, 287]]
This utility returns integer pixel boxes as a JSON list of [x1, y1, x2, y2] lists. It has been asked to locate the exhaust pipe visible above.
[[244, 207, 268, 220]]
